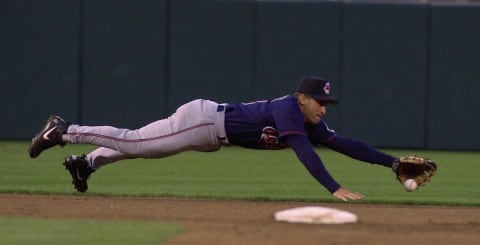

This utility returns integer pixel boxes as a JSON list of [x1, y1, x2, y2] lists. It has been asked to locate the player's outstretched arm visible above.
[[324, 134, 396, 168], [286, 134, 366, 201], [333, 187, 365, 202]]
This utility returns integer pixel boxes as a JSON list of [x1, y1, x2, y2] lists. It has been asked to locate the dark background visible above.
[[1, 0, 479, 150]]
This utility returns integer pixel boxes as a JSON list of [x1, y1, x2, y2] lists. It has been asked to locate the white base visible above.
[[274, 206, 358, 224]]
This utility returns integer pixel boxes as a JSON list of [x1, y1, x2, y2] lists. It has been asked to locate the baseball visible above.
[[404, 179, 417, 192]]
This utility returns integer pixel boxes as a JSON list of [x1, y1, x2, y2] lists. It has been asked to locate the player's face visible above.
[[298, 94, 327, 124]]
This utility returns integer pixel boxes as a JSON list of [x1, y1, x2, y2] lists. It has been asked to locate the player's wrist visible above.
[[392, 158, 400, 172]]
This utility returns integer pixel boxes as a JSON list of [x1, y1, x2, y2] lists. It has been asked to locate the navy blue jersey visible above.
[[223, 94, 396, 193], [225, 95, 336, 149]]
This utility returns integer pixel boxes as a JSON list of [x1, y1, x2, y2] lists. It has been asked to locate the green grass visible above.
[[1, 141, 479, 244], [1, 141, 479, 206], [0, 217, 180, 245]]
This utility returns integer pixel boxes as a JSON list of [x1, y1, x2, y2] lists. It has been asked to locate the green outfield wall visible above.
[[1, 0, 479, 150]]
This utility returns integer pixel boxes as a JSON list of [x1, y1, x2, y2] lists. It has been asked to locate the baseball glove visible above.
[[393, 156, 437, 186]]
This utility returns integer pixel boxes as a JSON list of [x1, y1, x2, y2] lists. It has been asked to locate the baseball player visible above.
[[28, 76, 435, 201]]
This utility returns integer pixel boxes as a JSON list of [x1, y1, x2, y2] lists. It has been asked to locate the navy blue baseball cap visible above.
[[296, 76, 338, 104]]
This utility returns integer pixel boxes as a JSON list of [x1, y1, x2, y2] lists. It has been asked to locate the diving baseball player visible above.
[[28, 76, 436, 201]]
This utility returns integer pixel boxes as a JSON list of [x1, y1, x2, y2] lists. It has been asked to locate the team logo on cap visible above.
[[323, 83, 331, 94]]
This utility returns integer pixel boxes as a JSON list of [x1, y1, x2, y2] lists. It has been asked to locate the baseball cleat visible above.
[[63, 155, 95, 193], [28, 115, 69, 158]]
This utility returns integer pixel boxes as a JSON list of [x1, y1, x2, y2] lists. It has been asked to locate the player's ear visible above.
[[297, 93, 309, 105]]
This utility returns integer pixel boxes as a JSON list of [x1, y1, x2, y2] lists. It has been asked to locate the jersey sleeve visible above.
[[305, 121, 337, 145], [284, 134, 341, 193], [323, 134, 397, 168], [270, 96, 307, 138]]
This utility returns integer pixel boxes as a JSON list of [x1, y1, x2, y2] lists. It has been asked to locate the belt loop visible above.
[[215, 103, 229, 145]]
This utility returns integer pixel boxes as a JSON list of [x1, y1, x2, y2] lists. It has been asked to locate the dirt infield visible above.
[[1, 194, 480, 245]]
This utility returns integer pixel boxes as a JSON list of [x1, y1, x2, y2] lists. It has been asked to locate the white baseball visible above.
[[404, 179, 417, 192]]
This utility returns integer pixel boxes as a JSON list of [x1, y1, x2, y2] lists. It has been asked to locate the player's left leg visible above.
[[28, 99, 226, 159], [28, 115, 69, 158], [64, 99, 221, 158]]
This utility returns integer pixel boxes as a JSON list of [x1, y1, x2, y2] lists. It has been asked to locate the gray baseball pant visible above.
[[65, 99, 228, 169]]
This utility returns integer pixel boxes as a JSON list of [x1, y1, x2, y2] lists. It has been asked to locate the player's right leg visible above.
[[62, 148, 130, 193], [63, 154, 95, 193], [86, 147, 133, 169]]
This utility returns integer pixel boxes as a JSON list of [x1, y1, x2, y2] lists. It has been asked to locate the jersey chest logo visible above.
[[258, 126, 288, 150]]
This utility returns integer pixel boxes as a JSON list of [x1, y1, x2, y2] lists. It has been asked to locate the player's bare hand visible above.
[[333, 187, 365, 202]]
